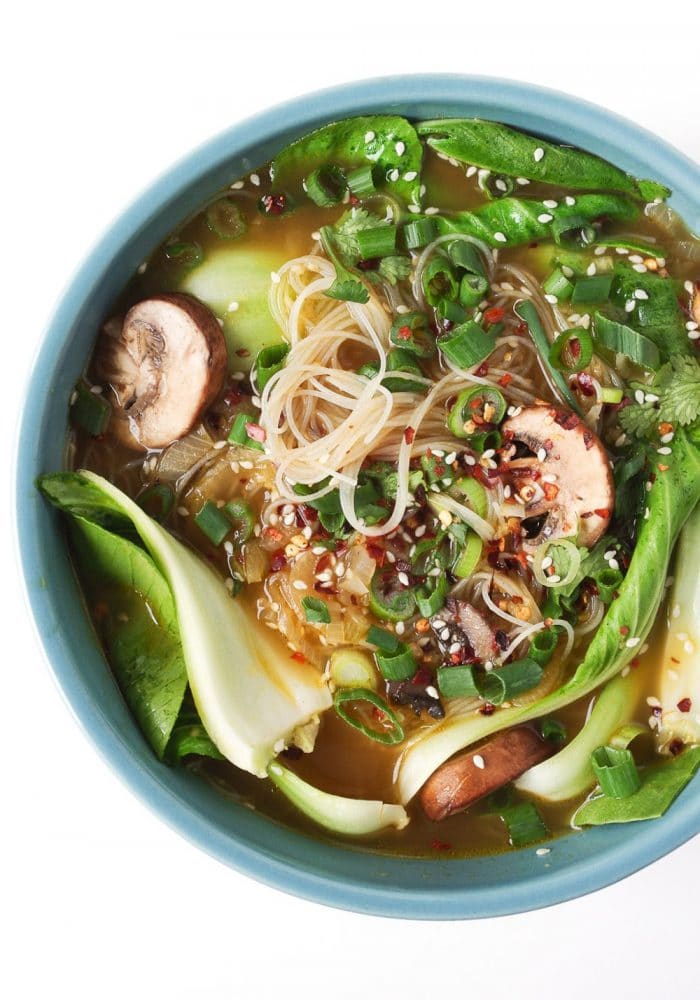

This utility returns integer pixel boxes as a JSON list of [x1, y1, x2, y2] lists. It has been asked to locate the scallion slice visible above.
[[514, 300, 582, 413], [205, 199, 246, 240], [571, 274, 613, 305], [596, 566, 623, 603], [459, 272, 489, 308], [334, 687, 404, 745], [528, 628, 558, 667], [540, 717, 567, 743], [254, 342, 289, 391], [452, 530, 483, 578], [403, 218, 439, 250], [422, 254, 459, 307], [450, 476, 488, 518], [416, 575, 448, 617], [223, 499, 254, 544], [593, 312, 660, 370], [305, 165, 347, 206], [438, 321, 496, 369], [548, 328, 593, 374], [356, 225, 397, 260], [446, 384, 506, 438], [366, 625, 400, 653], [70, 380, 111, 436], [194, 500, 232, 546], [389, 311, 435, 358], [600, 386, 624, 404], [369, 570, 416, 622], [164, 241, 203, 268], [447, 240, 486, 276], [543, 268, 574, 301], [375, 642, 417, 682], [346, 164, 378, 197], [551, 215, 596, 249], [137, 484, 174, 523], [228, 413, 264, 451], [480, 657, 543, 705], [437, 664, 480, 699], [302, 596, 332, 624], [500, 802, 549, 847], [591, 745, 641, 798]]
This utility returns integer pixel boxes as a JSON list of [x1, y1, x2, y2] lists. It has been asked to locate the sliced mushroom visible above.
[[692, 286, 700, 326], [95, 293, 227, 450], [420, 726, 553, 821], [501, 404, 614, 550], [431, 598, 497, 663]]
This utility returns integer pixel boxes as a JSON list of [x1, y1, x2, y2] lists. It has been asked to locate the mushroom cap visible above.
[[96, 293, 227, 450], [501, 404, 614, 550]]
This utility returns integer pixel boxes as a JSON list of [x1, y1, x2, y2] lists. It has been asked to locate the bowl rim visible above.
[[15, 73, 700, 920]]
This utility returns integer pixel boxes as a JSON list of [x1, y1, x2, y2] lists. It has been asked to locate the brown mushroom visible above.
[[419, 726, 553, 821], [95, 293, 227, 450], [431, 599, 497, 663], [501, 404, 614, 550], [692, 286, 700, 326]]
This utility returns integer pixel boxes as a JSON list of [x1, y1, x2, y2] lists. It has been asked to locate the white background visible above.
[[4, 2, 699, 997]]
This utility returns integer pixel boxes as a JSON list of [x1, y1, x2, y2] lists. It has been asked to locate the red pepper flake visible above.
[[411, 667, 432, 686], [235, 347, 251, 358], [583, 429, 594, 451], [431, 838, 452, 852], [483, 306, 505, 325], [290, 651, 306, 663], [397, 325, 413, 341], [372, 707, 387, 722], [678, 697, 692, 713], [479, 702, 496, 716], [474, 362, 489, 377], [259, 193, 287, 215], [513, 321, 528, 336], [594, 508, 610, 519], [498, 372, 513, 387], [542, 482, 560, 501], [269, 550, 287, 571], [404, 425, 415, 444], [223, 386, 243, 406], [575, 372, 595, 397], [349, 193, 361, 207], [658, 463, 670, 472], [669, 739, 684, 756], [619, 626, 630, 637], [671, 657, 681, 664], [629, 658, 640, 668], [245, 421, 266, 442], [263, 526, 284, 543], [554, 411, 579, 430]]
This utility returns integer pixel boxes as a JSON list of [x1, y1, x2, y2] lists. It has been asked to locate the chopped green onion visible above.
[[452, 530, 483, 578], [70, 380, 111, 436], [254, 343, 289, 391], [206, 199, 246, 239], [540, 717, 567, 743], [571, 274, 613, 305], [480, 657, 543, 705], [302, 596, 331, 624], [450, 477, 488, 518], [422, 255, 459, 307], [447, 240, 486, 276], [355, 225, 397, 260], [551, 215, 596, 248], [533, 539, 582, 589], [369, 570, 416, 621], [366, 625, 400, 653], [389, 311, 435, 358], [591, 745, 641, 798], [305, 165, 347, 206], [228, 413, 264, 451], [328, 648, 377, 690], [593, 312, 660, 370], [437, 664, 481, 699], [548, 328, 593, 374], [543, 268, 574, 301], [346, 164, 378, 197], [403, 218, 439, 250], [383, 349, 427, 393], [416, 574, 448, 617], [438, 321, 496, 369], [447, 384, 506, 438], [164, 241, 203, 268], [194, 500, 232, 546], [137, 484, 174, 523], [600, 386, 624, 404], [459, 272, 489, 308], [528, 628, 558, 667], [596, 566, 623, 603], [500, 802, 549, 847], [223, 499, 254, 544], [514, 300, 581, 413], [375, 642, 417, 682], [437, 298, 468, 325], [334, 687, 404, 745]]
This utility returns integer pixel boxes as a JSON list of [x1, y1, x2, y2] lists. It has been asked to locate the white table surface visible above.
[[4, 3, 699, 997]]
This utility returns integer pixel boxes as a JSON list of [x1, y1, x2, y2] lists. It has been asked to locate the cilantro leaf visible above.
[[619, 355, 700, 440], [378, 255, 412, 285], [332, 207, 388, 264]]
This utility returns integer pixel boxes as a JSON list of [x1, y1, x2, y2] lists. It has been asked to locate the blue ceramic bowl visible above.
[[16, 75, 700, 919]]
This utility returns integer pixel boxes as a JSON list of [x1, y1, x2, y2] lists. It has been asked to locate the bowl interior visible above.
[[16, 75, 700, 919]]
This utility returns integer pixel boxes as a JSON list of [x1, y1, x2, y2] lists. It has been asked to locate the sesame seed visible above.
[[177, 506, 189, 517], [425, 206, 440, 215], [227, 301, 239, 312], [634, 389, 645, 405], [657, 446, 672, 455], [137, 261, 148, 274], [387, 168, 400, 182], [625, 300, 636, 313], [249, 173, 260, 186], [634, 289, 649, 300], [689, 330, 700, 341], [270, 271, 281, 284], [660, 431, 674, 443], [240, 460, 254, 470], [594, 246, 607, 256], [548, 574, 561, 584], [231, 371, 245, 381], [395, 141, 405, 156], [398, 571, 410, 586], [544, 293, 558, 304], [440, 628, 451, 641], [687, 321, 699, 331], [407, 205, 420, 214], [533, 147, 545, 162], [495, 179, 508, 192], [364, 130, 375, 143], [685, 280, 695, 294], [561, 265, 575, 278], [645, 393, 659, 402], [90, 384, 103, 394], [646, 696, 661, 708], [395, 621, 405, 636], [586, 263, 597, 276], [334, 562, 346, 577], [404, 170, 418, 181], [685, 640, 695, 655], [608, 558, 620, 570], [223, 540, 234, 556], [504, 484, 512, 498], [494, 232, 507, 243], [565, 196, 576, 206], [292, 580, 307, 591], [626, 636, 641, 648], [677, 632, 688, 641], [629, 254, 643, 264], [541, 556, 553, 570], [426, 685, 439, 699], [432, 620, 446, 630], [615, 247, 629, 255], [536, 847, 551, 856], [213, 440, 228, 450], [543, 199, 558, 209], [466, 165, 478, 178], [386, 551, 396, 563], [632, 263, 647, 273], [472, 754, 486, 769], [604, 550, 616, 560], [538, 213, 553, 224], [230, 180, 244, 189], [537, 447, 547, 462]]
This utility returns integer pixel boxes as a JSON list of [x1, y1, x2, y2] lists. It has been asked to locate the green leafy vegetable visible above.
[[70, 380, 111, 436], [574, 746, 700, 825], [417, 118, 669, 201], [610, 266, 689, 361], [267, 761, 408, 834], [620, 356, 700, 440], [271, 115, 423, 206], [319, 225, 370, 304], [166, 695, 224, 761], [376, 255, 412, 285], [302, 596, 331, 624]]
